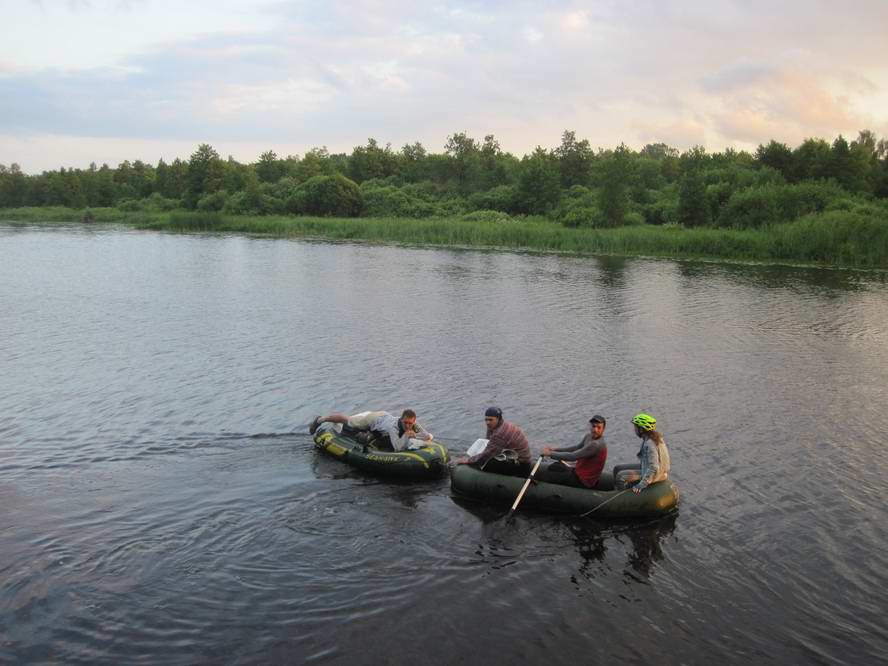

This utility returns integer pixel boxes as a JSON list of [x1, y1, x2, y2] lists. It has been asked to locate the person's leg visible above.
[[309, 412, 349, 434], [592, 471, 615, 491], [346, 411, 386, 430], [612, 463, 641, 490], [535, 462, 585, 487]]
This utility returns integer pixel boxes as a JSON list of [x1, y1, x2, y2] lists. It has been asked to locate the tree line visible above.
[[2, 130, 887, 230]]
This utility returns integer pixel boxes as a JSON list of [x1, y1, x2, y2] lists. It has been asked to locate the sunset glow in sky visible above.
[[2, 0, 888, 172]]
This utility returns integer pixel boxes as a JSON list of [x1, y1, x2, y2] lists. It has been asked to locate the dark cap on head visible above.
[[485, 406, 503, 419], [589, 415, 606, 426]]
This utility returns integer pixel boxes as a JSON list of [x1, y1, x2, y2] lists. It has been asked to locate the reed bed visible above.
[[2, 207, 886, 268]]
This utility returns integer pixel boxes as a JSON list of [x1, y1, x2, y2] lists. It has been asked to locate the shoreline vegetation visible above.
[[2, 205, 887, 269], [2, 130, 888, 268]]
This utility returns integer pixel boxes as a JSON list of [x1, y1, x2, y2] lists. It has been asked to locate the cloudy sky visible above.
[[2, 0, 888, 173]]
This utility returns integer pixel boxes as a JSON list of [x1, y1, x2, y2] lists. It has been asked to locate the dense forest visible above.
[[2, 130, 888, 233]]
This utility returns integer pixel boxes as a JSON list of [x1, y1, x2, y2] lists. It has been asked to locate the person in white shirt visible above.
[[309, 409, 433, 452]]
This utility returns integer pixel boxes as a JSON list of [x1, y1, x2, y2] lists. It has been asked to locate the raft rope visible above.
[[579, 489, 630, 517]]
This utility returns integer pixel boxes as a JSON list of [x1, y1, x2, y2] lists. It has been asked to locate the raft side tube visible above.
[[450, 464, 678, 518]]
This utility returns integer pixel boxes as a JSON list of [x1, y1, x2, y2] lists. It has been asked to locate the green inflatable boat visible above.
[[450, 465, 679, 519], [313, 425, 450, 479]]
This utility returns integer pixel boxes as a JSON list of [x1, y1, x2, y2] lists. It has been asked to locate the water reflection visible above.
[[620, 514, 677, 579], [677, 259, 885, 293], [4, 227, 888, 664], [595, 254, 629, 290], [452, 495, 678, 584]]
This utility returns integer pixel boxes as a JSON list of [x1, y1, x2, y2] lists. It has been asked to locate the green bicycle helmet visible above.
[[632, 413, 657, 432]]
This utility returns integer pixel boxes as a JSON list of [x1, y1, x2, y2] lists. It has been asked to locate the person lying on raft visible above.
[[309, 409, 433, 452], [613, 413, 671, 493], [456, 407, 532, 477], [537, 414, 609, 489]]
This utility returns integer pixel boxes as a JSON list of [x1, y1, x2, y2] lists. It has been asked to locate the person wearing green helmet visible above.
[[613, 412, 671, 493]]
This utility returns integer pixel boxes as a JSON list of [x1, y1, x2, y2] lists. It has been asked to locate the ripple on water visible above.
[[2, 229, 888, 663]]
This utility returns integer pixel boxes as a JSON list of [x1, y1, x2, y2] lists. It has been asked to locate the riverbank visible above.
[[2, 206, 887, 268]]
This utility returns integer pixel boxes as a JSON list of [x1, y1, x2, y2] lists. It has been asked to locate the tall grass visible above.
[[141, 212, 887, 267], [134, 213, 784, 262], [0, 206, 134, 223], [3, 206, 887, 268]]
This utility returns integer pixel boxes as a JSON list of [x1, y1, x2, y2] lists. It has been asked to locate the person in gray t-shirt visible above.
[[536, 415, 609, 489]]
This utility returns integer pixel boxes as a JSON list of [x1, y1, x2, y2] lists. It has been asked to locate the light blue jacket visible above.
[[636, 435, 671, 490]]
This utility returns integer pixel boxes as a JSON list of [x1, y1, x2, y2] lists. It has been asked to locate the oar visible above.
[[507, 456, 543, 518]]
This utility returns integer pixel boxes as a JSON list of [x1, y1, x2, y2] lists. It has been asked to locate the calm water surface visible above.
[[1, 224, 887, 664]]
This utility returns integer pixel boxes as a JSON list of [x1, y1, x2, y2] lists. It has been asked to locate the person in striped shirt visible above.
[[456, 406, 532, 477]]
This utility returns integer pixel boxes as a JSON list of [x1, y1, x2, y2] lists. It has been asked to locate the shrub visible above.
[[467, 185, 517, 213], [716, 187, 780, 229], [558, 205, 599, 228], [197, 190, 228, 212], [297, 175, 362, 217], [361, 184, 413, 217], [461, 210, 514, 223], [223, 191, 250, 215], [705, 182, 734, 222], [118, 198, 142, 211], [143, 192, 180, 211], [716, 181, 845, 229], [642, 198, 677, 226], [624, 211, 645, 226]]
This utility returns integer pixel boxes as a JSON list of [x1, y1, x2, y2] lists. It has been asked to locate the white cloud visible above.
[[523, 27, 544, 43], [560, 10, 589, 32], [4, 1, 888, 170], [211, 78, 336, 116]]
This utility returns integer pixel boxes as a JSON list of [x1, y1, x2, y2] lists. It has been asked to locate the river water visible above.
[[1, 223, 886, 664]]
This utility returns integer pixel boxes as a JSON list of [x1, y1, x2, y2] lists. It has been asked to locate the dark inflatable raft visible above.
[[450, 465, 679, 519], [313, 425, 450, 479]]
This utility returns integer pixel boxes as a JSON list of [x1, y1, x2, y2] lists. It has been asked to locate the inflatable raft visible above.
[[313, 425, 450, 479], [450, 465, 679, 519]]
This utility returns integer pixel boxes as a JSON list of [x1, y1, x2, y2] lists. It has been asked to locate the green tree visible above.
[[555, 130, 593, 188], [677, 147, 709, 227], [640, 143, 679, 160], [243, 169, 264, 211], [400, 141, 429, 183], [166, 158, 188, 199], [829, 135, 853, 189], [348, 138, 396, 183], [514, 147, 560, 214], [131, 160, 154, 198], [93, 164, 116, 206], [598, 144, 630, 226], [222, 156, 249, 193], [444, 131, 480, 192], [792, 138, 832, 181], [293, 147, 334, 183], [155, 159, 171, 199], [479, 134, 512, 189], [849, 130, 878, 194], [0, 163, 28, 207], [185, 144, 224, 208], [256, 150, 285, 183], [755, 140, 793, 179]]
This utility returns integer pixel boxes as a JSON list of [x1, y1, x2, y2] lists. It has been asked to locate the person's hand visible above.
[[541, 447, 552, 456], [632, 485, 642, 494], [424, 432, 433, 441], [456, 456, 469, 464]]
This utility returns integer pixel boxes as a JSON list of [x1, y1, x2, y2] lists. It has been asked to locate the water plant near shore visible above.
[[3, 206, 885, 269]]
